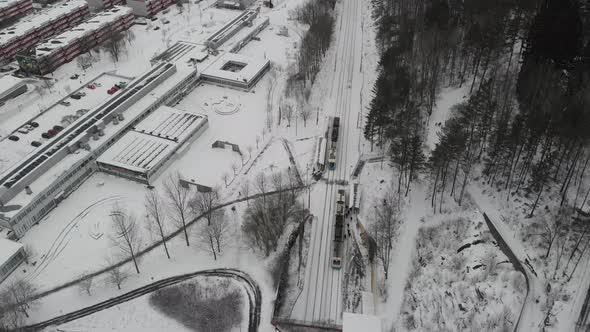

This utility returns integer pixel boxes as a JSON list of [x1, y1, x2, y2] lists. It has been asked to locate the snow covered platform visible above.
[[0, 75, 26, 103], [97, 106, 208, 184], [200, 52, 269, 90], [342, 313, 382, 332], [0, 237, 24, 283]]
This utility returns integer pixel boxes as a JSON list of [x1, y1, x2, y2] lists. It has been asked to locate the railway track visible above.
[[22, 268, 261, 332]]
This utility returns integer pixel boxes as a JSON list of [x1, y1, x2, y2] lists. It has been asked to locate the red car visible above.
[[107, 86, 119, 95]]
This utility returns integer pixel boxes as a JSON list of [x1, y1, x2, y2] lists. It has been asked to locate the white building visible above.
[[0, 75, 27, 103], [201, 51, 270, 90], [0, 237, 24, 283], [97, 106, 208, 184]]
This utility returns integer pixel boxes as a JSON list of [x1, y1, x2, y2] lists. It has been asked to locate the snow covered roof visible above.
[[97, 106, 206, 174], [33, 6, 132, 57], [0, 0, 26, 10], [343, 313, 382, 332], [0, 237, 22, 265], [0, 0, 88, 46], [0, 75, 24, 93], [201, 52, 269, 84]]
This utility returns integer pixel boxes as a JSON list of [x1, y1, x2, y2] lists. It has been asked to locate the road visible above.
[[22, 269, 261, 332], [290, 0, 364, 325]]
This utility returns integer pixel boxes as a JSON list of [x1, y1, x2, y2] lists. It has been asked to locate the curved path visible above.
[[22, 268, 261, 332]]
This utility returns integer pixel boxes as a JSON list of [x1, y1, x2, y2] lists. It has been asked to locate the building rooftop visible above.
[[0, 0, 26, 11], [0, 0, 88, 46], [33, 6, 132, 58], [97, 106, 206, 174], [0, 72, 132, 177], [0, 75, 24, 93], [201, 51, 270, 84], [0, 237, 22, 265]]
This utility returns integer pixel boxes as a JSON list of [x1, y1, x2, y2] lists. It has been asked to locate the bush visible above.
[[150, 279, 243, 332]]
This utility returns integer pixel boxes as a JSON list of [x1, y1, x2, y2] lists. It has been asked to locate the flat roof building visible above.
[[16, 6, 134, 75], [0, 75, 27, 103], [0, 0, 33, 28], [0, 237, 24, 283], [126, 0, 174, 17], [97, 106, 208, 184], [0, 0, 89, 63], [0, 37, 211, 239], [201, 52, 270, 90]]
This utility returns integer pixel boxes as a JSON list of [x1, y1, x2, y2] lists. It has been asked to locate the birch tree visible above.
[[165, 173, 192, 246], [110, 207, 142, 274], [145, 190, 171, 259]]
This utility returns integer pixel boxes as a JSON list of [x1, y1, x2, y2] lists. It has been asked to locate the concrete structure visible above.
[[215, 0, 254, 10], [126, 0, 174, 17], [0, 237, 24, 283], [86, 0, 123, 11], [97, 106, 208, 184], [16, 6, 133, 75], [0, 0, 89, 63], [226, 16, 269, 53], [0, 75, 27, 103], [0, 0, 33, 27], [205, 10, 257, 50], [342, 313, 382, 332], [201, 52, 270, 90]]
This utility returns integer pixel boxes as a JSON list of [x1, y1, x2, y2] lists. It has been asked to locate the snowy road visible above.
[[290, 0, 364, 325]]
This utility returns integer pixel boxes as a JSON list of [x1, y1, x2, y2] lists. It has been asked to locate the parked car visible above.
[[87, 84, 96, 89], [8, 135, 19, 141], [47, 129, 58, 136], [17, 128, 28, 134], [41, 132, 50, 139], [29, 121, 39, 128], [31, 141, 42, 147], [94, 82, 102, 87], [154, 26, 160, 31], [107, 86, 119, 95], [59, 101, 71, 106], [71, 94, 81, 100], [70, 74, 79, 79], [150, 16, 158, 21], [53, 125, 64, 131]]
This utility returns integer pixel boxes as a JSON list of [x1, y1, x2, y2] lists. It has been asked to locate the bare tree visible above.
[[197, 209, 231, 260], [256, 136, 260, 149], [78, 275, 93, 296], [164, 172, 192, 247], [231, 162, 240, 176], [110, 207, 142, 274], [240, 152, 245, 166], [283, 103, 294, 127], [241, 180, 251, 205], [299, 106, 312, 127], [222, 172, 230, 187], [105, 257, 129, 290], [102, 29, 126, 63], [1, 279, 38, 324], [22, 244, 35, 265], [145, 190, 171, 259], [76, 54, 93, 71], [370, 188, 401, 280], [255, 172, 268, 202], [191, 187, 219, 226], [242, 195, 304, 256], [247, 145, 253, 159]]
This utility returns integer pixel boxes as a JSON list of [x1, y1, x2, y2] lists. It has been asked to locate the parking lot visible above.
[[0, 72, 132, 174]]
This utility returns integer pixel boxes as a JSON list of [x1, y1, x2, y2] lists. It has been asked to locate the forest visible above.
[[365, 0, 590, 328], [365, 0, 590, 215]]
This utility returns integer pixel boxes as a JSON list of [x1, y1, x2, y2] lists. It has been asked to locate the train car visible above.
[[313, 136, 327, 179], [348, 181, 360, 214], [332, 189, 346, 268], [328, 117, 340, 170]]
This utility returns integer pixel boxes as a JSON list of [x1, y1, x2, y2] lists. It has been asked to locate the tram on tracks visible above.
[[331, 189, 346, 269], [312, 136, 327, 180], [328, 116, 340, 170]]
